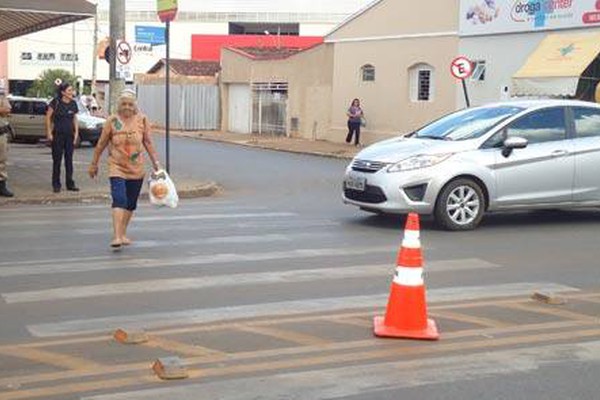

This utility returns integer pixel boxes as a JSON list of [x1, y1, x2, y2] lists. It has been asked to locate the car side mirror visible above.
[[502, 136, 528, 158]]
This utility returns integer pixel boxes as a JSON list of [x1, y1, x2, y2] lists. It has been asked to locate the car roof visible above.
[[478, 99, 600, 110]]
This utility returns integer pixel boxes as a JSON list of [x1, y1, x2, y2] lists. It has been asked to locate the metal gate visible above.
[[137, 84, 220, 131], [252, 82, 288, 136]]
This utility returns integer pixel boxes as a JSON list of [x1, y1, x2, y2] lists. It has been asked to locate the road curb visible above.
[[0, 181, 222, 207], [168, 131, 356, 161]]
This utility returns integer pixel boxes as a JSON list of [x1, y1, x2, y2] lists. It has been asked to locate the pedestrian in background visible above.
[[46, 82, 80, 193], [0, 88, 14, 197], [88, 90, 161, 249], [346, 98, 364, 146]]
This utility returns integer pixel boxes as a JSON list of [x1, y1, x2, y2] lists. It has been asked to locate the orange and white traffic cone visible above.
[[373, 213, 439, 340]]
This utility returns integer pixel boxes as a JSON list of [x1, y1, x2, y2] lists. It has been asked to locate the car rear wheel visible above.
[[435, 178, 485, 231]]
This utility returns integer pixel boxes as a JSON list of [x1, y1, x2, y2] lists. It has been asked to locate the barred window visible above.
[[409, 63, 435, 102], [361, 64, 375, 82], [61, 53, 79, 62], [37, 53, 56, 61]]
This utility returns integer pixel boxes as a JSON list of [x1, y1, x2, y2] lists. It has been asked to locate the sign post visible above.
[[451, 56, 474, 108], [157, 0, 178, 174]]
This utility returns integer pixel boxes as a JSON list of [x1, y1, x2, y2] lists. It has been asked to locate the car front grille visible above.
[[344, 184, 387, 204], [351, 159, 388, 173]]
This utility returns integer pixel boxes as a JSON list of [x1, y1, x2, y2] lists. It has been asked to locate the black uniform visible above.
[[49, 98, 78, 190]]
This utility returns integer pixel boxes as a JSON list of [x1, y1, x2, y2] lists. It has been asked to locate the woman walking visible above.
[[46, 82, 79, 193], [88, 91, 161, 249], [345, 98, 364, 146]]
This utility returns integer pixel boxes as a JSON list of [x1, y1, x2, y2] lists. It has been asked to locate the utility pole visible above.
[[109, 0, 125, 113], [72, 23, 76, 76], [91, 3, 98, 96]]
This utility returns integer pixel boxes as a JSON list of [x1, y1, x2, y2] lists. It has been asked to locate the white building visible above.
[[5, 0, 371, 93], [459, 0, 600, 106]]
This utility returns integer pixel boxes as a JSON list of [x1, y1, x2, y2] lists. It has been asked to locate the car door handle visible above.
[[550, 150, 568, 158]]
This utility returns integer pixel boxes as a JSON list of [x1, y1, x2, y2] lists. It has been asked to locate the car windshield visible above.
[[76, 100, 90, 116], [414, 106, 525, 141]]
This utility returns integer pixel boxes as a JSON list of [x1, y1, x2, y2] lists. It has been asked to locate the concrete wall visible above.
[[221, 44, 334, 140]]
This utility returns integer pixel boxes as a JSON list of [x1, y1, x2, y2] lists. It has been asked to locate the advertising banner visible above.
[[460, 0, 600, 36]]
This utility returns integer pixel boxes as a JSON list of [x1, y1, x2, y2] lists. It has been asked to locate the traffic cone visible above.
[[373, 213, 439, 340]]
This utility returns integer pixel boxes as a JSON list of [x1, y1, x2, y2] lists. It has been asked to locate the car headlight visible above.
[[387, 153, 453, 173]]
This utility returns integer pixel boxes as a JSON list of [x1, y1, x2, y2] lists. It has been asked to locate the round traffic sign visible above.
[[450, 56, 474, 80], [117, 41, 132, 65]]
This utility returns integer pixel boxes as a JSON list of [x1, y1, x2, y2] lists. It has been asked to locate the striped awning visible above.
[[0, 0, 96, 42]]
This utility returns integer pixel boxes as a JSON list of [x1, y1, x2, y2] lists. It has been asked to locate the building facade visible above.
[[325, 0, 460, 143], [458, 0, 600, 106], [4, 0, 370, 94]]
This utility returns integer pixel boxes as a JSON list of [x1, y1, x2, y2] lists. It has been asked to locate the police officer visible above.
[[46, 82, 80, 193], [0, 87, 14, 197]]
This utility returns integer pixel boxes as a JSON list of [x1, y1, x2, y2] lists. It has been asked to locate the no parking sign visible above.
[[451, 56, 473, 107]]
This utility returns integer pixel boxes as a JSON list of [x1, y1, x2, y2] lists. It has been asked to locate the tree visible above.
[[26, 69, 79, 98]]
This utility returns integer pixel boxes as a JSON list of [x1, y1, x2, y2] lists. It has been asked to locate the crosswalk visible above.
[[0, 199, 594, 400]]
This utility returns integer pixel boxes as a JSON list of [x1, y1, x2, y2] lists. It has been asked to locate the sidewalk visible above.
[[171, 130, 361, 160], [1, 142, 220, 206]]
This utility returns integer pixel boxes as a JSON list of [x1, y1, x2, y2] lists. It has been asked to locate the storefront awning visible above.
[[0, 0, 96, 42], [512, 33, 600, 97]]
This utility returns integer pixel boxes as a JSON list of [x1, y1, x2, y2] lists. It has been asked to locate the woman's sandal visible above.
[[122, 237, 132, 246], [110, 240, 122, 250]]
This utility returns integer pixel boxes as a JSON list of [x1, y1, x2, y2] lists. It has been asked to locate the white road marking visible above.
[[80, 340, 600, 400], [0, 212, 297, 227], [27, 282, 579, 337], [0, 246, 396, 278], [3, 259, 498, 303]]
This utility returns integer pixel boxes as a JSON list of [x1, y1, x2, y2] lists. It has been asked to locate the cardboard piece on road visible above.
[[531, 291, 566, 305], [153, 356, 189, 380], [114, 328, 149, 344]]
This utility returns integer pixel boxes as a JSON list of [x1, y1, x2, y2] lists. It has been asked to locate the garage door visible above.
[[228, 84, 251, 134]]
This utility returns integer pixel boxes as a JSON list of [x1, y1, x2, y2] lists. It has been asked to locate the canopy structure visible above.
[[512, 32, 600, 98], [0, 0, 96, 42]]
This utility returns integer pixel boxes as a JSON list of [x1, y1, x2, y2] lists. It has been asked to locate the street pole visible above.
[[461, 79, 471, 108], [109, 0, 125, 114], [91, 7, 98, 96], [165, 20, 170, 173], [72, 23, 76, 76]]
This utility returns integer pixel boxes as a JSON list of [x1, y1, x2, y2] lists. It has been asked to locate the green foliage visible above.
[[26, 69, 79, 98]]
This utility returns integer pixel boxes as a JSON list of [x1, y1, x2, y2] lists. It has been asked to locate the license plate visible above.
[[345, 175, 366, 191]]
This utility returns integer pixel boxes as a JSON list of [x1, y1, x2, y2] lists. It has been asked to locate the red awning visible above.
[[0, 0, 96, 42]]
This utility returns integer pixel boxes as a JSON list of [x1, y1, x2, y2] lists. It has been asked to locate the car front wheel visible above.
[[434, 178, 485, 231]]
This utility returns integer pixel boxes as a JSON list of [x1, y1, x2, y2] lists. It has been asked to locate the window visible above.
[[8, 101, 30, 115], [361, 64, 375, 82], [470, 60, 486, 81], [573, 107, 600, 138], [20, 52, 32, 61], [416, 106, 524, 141], [37, 53, 55, 61], [32, 102, 47, 116], [418, 70, 431, 101], [60, 53, 79, 62], [409, 63, 434, 102], [506, 108, 567, 144]]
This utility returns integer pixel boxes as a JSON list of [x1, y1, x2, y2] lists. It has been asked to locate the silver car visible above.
[[343, 100, 600, 230]]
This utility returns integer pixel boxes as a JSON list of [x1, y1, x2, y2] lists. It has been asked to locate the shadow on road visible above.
[[342, 209, 600, 232]]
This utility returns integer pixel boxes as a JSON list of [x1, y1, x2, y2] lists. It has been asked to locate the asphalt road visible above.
[[0, 136, 598, 400]]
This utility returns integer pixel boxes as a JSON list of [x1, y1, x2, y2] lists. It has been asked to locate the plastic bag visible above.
[[148, 169, 179, 208]]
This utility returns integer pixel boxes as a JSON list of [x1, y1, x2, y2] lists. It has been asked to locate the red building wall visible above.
[[191, 35, 323, 61]]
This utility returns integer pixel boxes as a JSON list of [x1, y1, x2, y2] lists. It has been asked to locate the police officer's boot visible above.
[[0, 181, 14, 197]]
